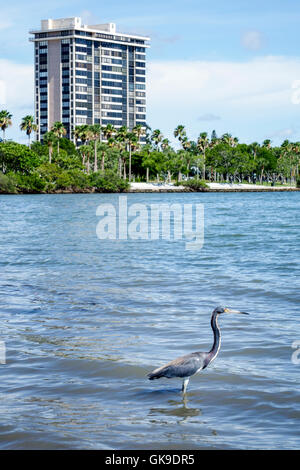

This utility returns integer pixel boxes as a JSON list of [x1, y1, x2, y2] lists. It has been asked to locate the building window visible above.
[[76, 85, 88, 92], [102, 80, 123, 88], [76, 46, 87, 53], [135, 62, 146, 68], [102, 73, 123, 81], [136, 84, 146, 90], [135, 54, 146, 60], [76, 109, 89, 115], [76, 78, 88, 84], [76, 117, 87, 124], [76, 93, 88, 100]]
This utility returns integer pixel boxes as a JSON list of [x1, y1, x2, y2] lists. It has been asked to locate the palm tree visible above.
[[281, 140, 299, 184], [174, 125, 186, 146], [151, 129, 163, 150], [132, 124, 145, 146], [174, 126, 190, 181], [262, 139, 272, 149], [102, 123, 116, 142], [115, 126, 128, 177], [161, 138, 172, 182], [197, 132, 209, 180], [126, 132, 139, 182], [72, 125, 91, 167], [144, 123, 153, 145], [51, 121, 66, 154], [79, 144, 92, 174], [161, 138, 170, 151], [291, 142, 300, 184], [182, 136, 191, 151], [232, 137, 239, 148], [75, 125, 90, 146], [0, 110, 12, 141], [89, 124, 102, 172], [250, 142, 260, 159], [73, 125, 85, 147], [221, 133, 237, 147], [43, 131, 57, 163], [20, 115, 37, 148], [99, 123, 115, 171]]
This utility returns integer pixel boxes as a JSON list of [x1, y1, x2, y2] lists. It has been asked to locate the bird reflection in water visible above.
[[149, 395, 201, 423]]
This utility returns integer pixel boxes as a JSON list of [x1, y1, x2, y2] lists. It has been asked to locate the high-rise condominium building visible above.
[[29, 17, 150, 141]]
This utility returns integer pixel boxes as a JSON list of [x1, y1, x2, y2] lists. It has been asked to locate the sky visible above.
[[1, 0, 300, 146]]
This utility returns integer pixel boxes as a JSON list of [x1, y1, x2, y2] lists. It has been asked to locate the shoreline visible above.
[[128, 182, 299, 193], [1, 182, 299, 195]]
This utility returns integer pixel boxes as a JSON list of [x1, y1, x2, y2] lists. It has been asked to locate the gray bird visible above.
[[147, 306, 249, 394]]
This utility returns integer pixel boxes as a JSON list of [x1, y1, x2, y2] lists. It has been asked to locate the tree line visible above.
[[0, 109, 299, 193]]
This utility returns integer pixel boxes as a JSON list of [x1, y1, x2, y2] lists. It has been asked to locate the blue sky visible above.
[[1, 0, 300, 145]]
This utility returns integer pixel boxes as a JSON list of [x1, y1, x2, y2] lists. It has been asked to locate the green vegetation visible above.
[[0, 172, 17, 194], [176, 178, 209, 190], [0, 111, 299, 194]]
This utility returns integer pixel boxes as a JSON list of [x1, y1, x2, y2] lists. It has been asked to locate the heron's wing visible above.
[[148, 352, 206, 380]]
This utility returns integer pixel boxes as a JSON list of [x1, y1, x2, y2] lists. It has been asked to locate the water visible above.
[[0, 192, 299, 450]]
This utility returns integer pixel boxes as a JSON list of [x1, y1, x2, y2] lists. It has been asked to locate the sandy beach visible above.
[[129, 182, 298, 192]]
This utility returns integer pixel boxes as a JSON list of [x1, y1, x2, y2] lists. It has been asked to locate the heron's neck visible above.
[[207, 312, 221, 363]]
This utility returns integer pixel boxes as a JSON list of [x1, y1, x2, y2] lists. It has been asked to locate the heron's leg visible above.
[[182, 378, 190, 394]]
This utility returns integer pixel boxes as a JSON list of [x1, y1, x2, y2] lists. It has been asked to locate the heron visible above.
[[147, 306, 249, 394]]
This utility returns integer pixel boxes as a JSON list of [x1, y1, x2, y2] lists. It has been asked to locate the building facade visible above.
[[29, 17, 150, 141]]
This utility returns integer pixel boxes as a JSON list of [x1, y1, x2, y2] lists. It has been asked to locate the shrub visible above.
[[36, 163, 61, 181], [35, 163, 61, 192], [10, 172, 46, 193], [89, 170, 129, 193], [0, 142, 41, 174], [53, 153, 83, 170], [55, 169, 90, 190], [59, 138, 77, 155], [175, 178, 208, 190], [0, 171, 17, 193], [297, 178, 300, 188]]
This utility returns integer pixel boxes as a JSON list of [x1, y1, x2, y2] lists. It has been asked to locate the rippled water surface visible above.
[[0, 192, 299, 449]]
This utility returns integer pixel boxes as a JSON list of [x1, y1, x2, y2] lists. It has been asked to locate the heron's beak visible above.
[[224, 308, 249, 315]]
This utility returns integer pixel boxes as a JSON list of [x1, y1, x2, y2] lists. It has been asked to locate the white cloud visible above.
[[147, 56, 300, 143], [241, 31, 264, 51], [0, 60, 34, 141], [0, 60, 33, 108], [148, 56, 300, 108]]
